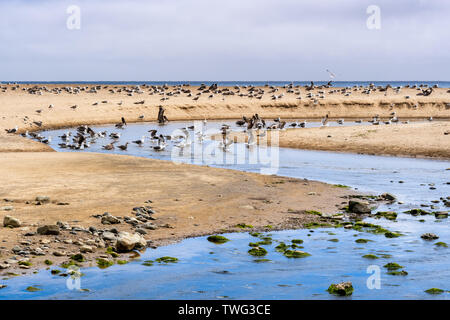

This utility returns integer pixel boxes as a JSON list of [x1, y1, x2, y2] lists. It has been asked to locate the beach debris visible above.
[[3, 215, 21, 228]]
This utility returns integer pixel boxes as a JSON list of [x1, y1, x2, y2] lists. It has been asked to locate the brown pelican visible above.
[[102, 142, 115, 150], [321, 114, 329, 127], [4, 126, 18, 134]]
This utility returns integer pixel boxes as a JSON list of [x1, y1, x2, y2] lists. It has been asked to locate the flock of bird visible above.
[[6, 108, 432, 153], [2, 82, 444, 152]]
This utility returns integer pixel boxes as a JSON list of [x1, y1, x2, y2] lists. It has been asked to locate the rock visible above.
[[124, 217, 139, 226], [380, 193, 396, 201], [56, 221, 70, 230], [102, 231, 117, 241], [115, 232, 146, 252], [348, 200, 371, 214], [1, 206, 14, 211], [435, 212, 448, 219], [80, 245, 93, 253], [135, 228, 147, 235], [421, 233, 439, 240], [12, 246, 22, 253], [327, 281, 354, 296], [0, 263, 10, 269], [101, 213, 120, 225], [37, 225, 60, 235], [35, 196, 50, 203], [32, 248, 45, 256], [3, 215, 21, 228], [53, 250, 66, 256], [142, 222, 158, 230]]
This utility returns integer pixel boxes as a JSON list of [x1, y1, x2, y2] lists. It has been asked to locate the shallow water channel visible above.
[[1, 120, 448, 299]]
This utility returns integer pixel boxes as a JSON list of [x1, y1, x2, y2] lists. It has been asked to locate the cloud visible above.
[[0, 0, 448, 80]]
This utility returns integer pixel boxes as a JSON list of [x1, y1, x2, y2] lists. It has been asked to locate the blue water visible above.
[[2, 81, 450, 88], [1, 120, 449, 299]]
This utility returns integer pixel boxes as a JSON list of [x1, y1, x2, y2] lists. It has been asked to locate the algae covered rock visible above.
[[425, 288, 444, 295], [207, 235, 229, 244], [348, 200, 371, 214], [248, 247, 267, 257], [283, 250, 311, 258], [327, 281, 354, 296], [383, 262, 403, 270]]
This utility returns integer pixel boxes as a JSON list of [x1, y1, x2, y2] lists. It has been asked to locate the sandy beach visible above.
[[0, 83, 449, 274]]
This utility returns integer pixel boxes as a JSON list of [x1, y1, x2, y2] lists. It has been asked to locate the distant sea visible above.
[[2, 81, 450, 88]]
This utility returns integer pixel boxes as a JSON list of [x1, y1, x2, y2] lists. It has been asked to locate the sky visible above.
[[0, 0, 448, 81]]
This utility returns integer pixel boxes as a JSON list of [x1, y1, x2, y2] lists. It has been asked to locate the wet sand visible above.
[[0, 152, 354, 274]]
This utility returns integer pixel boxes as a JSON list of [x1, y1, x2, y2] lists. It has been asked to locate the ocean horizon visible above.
[[2, 80, 450, 88]]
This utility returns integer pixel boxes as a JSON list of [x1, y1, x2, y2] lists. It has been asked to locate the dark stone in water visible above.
[[348, 200, 371, 214]]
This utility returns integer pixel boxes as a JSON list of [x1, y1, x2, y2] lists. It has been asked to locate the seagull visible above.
[[153, 135, 166, 151], [246, 129, 256, 148], [132, 136, 145, 146]]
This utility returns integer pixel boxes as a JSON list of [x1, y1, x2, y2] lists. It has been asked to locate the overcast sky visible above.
[[0, 0, 448, 81]]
